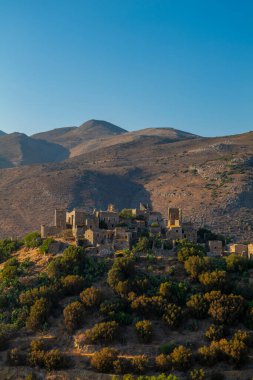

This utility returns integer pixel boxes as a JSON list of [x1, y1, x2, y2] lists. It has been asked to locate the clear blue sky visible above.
[[0, 0, 252, 136]]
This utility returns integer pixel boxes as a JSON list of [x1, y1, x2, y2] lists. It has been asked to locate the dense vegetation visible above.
[[1, 232, 253, 379]]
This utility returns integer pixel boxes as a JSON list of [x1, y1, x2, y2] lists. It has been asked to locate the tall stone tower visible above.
[[54, 209, 66, 229], [167, 207, 182, 227]]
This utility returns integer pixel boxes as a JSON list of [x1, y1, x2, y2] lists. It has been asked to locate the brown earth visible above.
[[0, 120, 253, 240]]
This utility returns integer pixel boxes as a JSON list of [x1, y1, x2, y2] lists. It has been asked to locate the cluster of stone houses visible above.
[[41, 204, 226, 256]]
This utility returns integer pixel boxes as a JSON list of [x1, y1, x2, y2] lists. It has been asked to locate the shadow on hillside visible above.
[[68, 169, 151, 211]]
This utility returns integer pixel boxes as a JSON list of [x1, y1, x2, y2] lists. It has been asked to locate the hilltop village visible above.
[[41, 204, 253, 259], [41, 204, 201, 251]]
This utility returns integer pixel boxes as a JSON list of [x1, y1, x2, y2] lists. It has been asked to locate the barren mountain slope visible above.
[[0, 133, 69, 168], [32, 119, 127, 151], [32, 126, 77, 142], [69, 127, 198, 157], [0, 131, 253, 239]]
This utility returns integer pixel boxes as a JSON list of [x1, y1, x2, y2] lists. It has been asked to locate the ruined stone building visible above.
[[41, 203, 199, 252], [207, 240, 224, 256], [229, 243, 248, 257], [165, 207, 197, 243]]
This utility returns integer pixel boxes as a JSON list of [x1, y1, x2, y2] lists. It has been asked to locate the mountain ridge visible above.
[[32, 119, 128, 150], [0, 132, 69, 167], [0, 120, 253, 240], [0, 119, 200, 168], [0, 127, 253, 240]]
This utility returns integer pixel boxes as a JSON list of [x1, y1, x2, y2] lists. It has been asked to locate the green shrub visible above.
[[114, 311, 132, 325], [30, 339, 44, 352], [23, 232, 42, 248], [113, 358, 130, 374], [173, 281, 189, 305], [199, 334, 249, 366], [197, 344, 218, 366], [156, 281, 189, 306], [0, 239, 22, 263], [199, 270, 227, 291], [159, 281, 173, 301], [203, 290, 222, 304], [233, 329, 252, 346], [85, 321, 119, 343], [218, 337, 248, 365], [27, 340, 45, 367], [188, 368, 205, 380], [184, 256, 212, 280], [186, 294, 208, 319], [135, 320, 153, 343], [177, 241, 204, 262], [100, 297, 126, 314], [170, 345, 192, 370], [27, 340, 68, 370], [62, 275, 85, 296], [91, 347, 118, 372], [44, 349, 68, 370], [119, 209, 134, 220], [131, 355, 149, 374], [163, 304, 182, 328], [63, 301, 85, 332], [39, 238, 55, 254], [225, 254, 249, 272], [208, 294, 245, 325], [26, 298, 50, 331], [205, 324, 225, 341], [115, 279, 132, 296], [0, 258, 21, 282], [107, 257, 135, 289], [133, 236, 152, 253], [19, 285, 59, 307], [100, 298, 129, 323], [80, 286, 102, 309], [155, 353, 171, 371], [131, 295, 166, 316], [47, 246, 87, 278]]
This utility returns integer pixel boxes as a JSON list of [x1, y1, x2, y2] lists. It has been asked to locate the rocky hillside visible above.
[[0, 120, 198, 168], [0, 126, 253, 240], [68, 126, 198, 158], [32, 119, 128, 156], [0, 133, 69, 168]]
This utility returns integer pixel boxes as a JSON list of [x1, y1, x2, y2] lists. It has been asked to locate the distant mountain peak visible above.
[[79, 119, 127, 134], [0, 130, 7, 137]]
